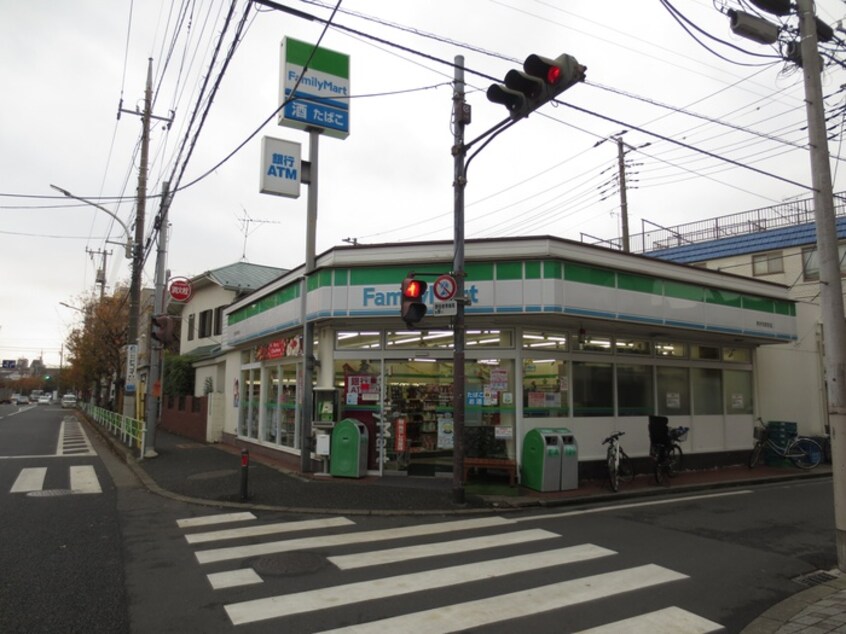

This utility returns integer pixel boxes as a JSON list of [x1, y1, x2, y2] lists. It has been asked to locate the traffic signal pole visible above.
[[452, 55, 468, 505]]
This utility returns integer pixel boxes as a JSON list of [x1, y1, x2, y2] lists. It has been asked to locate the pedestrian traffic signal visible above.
[[401, 276, 427, 326], [151, 315, 176, 346], [487, 53, 586, 120]]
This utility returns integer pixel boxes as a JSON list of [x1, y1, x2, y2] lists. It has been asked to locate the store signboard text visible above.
[[362, 284, 480, 307]]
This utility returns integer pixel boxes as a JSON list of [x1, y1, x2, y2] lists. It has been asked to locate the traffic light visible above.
[[151, 315, 176, 346], [487, 53, 586, 120], [401, 276, 427, 326]]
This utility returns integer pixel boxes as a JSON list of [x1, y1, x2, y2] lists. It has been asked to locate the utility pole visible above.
[[796, 0, 846, 570], [143, 180, 170, 459], [452, 55, 468, 505], [118, 58, 171, 420], [616, 136, 630, 253], [86, 248, 111, 299]]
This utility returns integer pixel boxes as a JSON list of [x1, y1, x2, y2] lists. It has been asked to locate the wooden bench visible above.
[[463, 457, 518, 487]]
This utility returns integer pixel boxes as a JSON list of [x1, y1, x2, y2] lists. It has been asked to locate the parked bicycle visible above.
[[648, 415, 687, 485], [602, 431, 634, 492], [748, 418, 822, 470]]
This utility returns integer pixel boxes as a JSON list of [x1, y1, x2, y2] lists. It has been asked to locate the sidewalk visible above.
[[86, 419, 839, 632]]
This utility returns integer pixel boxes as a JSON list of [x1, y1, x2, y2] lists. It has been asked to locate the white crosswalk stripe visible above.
[[56, 419, 96, 457], [8, 465, 102, 494], [175, 511, 726, 632]]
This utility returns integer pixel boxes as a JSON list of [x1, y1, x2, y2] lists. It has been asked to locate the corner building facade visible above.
[[214, 237, 797, 480]]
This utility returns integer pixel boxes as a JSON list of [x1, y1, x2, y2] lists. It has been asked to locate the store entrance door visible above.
[[385, 359, 454, 476]]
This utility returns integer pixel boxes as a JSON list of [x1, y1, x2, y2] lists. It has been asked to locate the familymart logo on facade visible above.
[[279, 37, 350, 140], [362, 285, 480, 307]]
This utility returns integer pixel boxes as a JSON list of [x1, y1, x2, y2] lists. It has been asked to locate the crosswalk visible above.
[[57, 418, 96, 456], [176, 511, 725, 632], [9, 465, 102, 495]]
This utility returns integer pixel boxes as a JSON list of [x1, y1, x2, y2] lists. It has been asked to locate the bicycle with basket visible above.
[[748, 418, 822, 470], [648, 415, 688, 485]]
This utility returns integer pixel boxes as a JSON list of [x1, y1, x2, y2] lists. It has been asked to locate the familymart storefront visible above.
[[220, 237, 796, 479]]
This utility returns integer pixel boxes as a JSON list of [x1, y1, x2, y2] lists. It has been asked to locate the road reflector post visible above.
[[240, 449, 250, 501]]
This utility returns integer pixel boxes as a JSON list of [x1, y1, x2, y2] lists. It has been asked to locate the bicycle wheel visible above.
[[749, 442, 763, 468], [607, 449, 620, 492], [618, 450, 635, 483], [654, 449, 667, 486], [667, 444, 683, 477], [789, 438, 823, 470]]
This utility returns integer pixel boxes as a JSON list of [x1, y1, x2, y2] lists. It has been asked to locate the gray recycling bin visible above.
[[559, 430, 578, 491], [330, 418, 369, 478], [521, 428, 578, 492]]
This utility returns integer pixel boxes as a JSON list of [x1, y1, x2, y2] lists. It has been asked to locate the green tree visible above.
[[163, 352, 195, 396]]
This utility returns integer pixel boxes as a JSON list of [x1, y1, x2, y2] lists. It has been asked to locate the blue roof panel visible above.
[[648, 216, 846, 264]]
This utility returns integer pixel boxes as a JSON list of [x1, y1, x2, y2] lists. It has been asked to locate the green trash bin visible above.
[[521, 428, 564, 492], [330, 418, 369, 478]]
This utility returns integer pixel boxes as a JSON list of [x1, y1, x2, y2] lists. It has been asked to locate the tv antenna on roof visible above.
[[237, 207, 281, 261]]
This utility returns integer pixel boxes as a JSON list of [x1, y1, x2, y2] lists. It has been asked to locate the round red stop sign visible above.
[[169, 278, 192, 302]]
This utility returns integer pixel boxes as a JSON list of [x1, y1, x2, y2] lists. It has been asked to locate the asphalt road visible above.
[[0, 403, 836, 632]]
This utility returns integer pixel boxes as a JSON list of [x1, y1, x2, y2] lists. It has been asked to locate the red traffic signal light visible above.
[[401, 276, 428, 326], [487, 53, 586, 120]]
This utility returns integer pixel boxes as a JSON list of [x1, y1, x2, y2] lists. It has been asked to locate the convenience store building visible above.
[[206, 236, 797, 479]]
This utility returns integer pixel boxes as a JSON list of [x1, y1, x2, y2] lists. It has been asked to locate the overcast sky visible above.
[[2, 0, 845, 367]]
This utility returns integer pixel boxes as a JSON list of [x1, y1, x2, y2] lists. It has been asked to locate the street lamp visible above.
[[51, 183, 141, 420], [49, 185, 133, 258]]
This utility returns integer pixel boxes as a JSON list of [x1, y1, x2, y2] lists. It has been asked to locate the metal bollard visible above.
[[240, 449, 250, 501]]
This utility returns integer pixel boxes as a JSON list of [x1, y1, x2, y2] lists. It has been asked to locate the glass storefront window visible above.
[[573, 362, 613, 416], [723, 347, 751, 363], [725, 369, 753, 414], [522, 331, 568, 351], [656, 342, 686, 358], [692, 345, 721, 361], [615, 338, 651, 356], [239, 368, 260, 439], [692, 367, 722, 415], [657, 366, 690, 415], [336, 331, 381, 350], [578, 335, 612, 353], [386, 330, 453, 349], [617, 364, 653, 416], [523, 359, 568, 417]]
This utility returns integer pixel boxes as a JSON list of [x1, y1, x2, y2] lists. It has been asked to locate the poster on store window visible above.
[[490, 368, 508, 391], [666, 392, 681, 409], [346, 374, 380, 405], [437, 416, 454, 449]]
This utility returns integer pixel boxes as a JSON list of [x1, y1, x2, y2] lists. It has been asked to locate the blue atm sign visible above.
[[279, 37, 350, 140]]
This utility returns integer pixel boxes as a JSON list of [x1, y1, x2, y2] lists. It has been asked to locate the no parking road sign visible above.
[[433, 275, 457, 301], [433, 274, 457, 316]]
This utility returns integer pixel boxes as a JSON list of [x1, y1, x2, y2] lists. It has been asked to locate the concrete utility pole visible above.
[[143, 180, 170, 459], [118, 58, 171, 420], [452, 55, 467, 505], [796, 0, 846, 570], [616, 136, 630, 253]]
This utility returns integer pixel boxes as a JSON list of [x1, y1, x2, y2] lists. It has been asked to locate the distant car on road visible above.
[[37, 395, 51, 405], [14, 394, 29, 405], [60, 394, 77, 409]]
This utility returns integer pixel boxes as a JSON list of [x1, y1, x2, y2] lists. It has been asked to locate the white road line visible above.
[[515, 490, 753, 522], [197, 516, 515, 565], [70, 465, 101, 494], [56, 420, 67, 455], [573, 606, 724, 633], [316, 564, 689, 634], [207, 569, 263, 591], [328, 528, 560, 570], [177, 512, 257, 529], [225, 543, 616, 626], [11, 467, 47, 493], [186, 516, 354, 544]]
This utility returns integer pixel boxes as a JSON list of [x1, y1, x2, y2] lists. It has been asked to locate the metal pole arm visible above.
[[50, 184, 134, 257]]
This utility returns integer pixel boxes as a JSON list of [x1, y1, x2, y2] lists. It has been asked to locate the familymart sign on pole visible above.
[[279, 37, 350, 140]]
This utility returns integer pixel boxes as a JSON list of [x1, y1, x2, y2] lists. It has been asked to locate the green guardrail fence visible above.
[[82, 402, 146, 457]]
